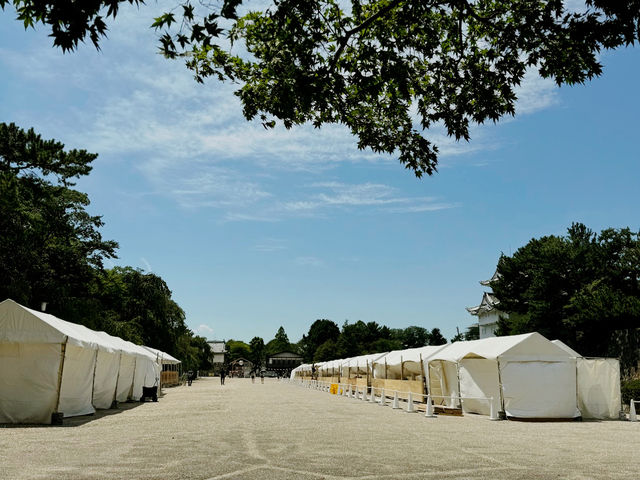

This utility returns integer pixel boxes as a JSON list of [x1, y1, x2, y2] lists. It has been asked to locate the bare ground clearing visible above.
[[1, 377, 638, 480]]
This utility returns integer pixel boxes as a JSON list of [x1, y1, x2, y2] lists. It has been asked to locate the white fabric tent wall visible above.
[[458, 358, 500, 415], [577, 358, 621, 419], [0, 342, 60, 423], [1, 299, 171, 423], [425, 333, 581, 419], [115, 354, 136, 402], [92, 349, 121, 409], [551, 340, 621, 419], [0, 299, 104, 422], [58, 344, 99, 417], [342, 352, 387, 378], [373, 345, 447, 379]]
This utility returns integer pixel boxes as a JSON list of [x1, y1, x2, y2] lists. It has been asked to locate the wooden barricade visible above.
[[161, 370, 180, 387], [372, 378, 424, 401]]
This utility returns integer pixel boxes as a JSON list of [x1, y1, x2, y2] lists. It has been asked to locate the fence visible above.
[[287, 378, 501, 420]]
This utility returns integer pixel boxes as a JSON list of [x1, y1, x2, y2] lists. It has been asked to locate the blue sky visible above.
[[1, 4, 639, 344]]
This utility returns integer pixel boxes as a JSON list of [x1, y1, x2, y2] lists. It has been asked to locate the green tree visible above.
[[5, 3, 640, 176], [428, 327, 447, 346], [299, 319, 340, 362], [226, 339, 251, 362], [401, 326, 431, 348], [464, 325, 480, 341], [96, 266, 191, 355], [0, 123, 117, 313], [249, 336, 265, 369], [493, 223, 640, 358], [265, 325, 292, 356], [314, 339, 337, 362], [274, 326, 290, 346]]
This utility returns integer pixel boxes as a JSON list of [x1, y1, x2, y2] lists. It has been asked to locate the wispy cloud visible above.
[[140, 257, 153, 272], [195, 324, 214, 335], [295, 256, 324, 267], [251, 238, 287, 252], [1, 4, 562, 223], [281, 182, 458, 216], [514, 69, 560, 115]]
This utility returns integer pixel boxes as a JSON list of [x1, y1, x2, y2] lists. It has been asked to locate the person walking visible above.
[[260, 371, 264, 384], [251, 371, 255, 383], [220, 368, 226, 385]]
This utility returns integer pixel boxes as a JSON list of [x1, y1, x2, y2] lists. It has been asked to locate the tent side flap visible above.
[[500, 359, 580, 419], [0, 342, 60, 424], [577, 358, 621, 419]]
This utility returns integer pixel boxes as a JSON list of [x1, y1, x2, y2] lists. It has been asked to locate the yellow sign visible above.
[[330, 383, 339, 395]]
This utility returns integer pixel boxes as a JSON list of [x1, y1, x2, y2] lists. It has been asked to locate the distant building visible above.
[[466, 270, 508, 339], [208, 340, 227, 374], [229, 358, 253, 378], [266, 351, 303, 375]]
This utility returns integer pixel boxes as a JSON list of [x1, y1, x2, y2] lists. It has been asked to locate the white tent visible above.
[[317, 358, 345, 378], [341, 352, 388, 378], [551, 339, 581, 357], [425, 333, 581, 419], [551, 339, 621, 420], [0, 299, 161, 424], [373, 345, 447, 379]]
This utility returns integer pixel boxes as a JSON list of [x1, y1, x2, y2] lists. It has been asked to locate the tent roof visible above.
[[1, 299, 108, 350], [376, 345, 448, 367], [0, 299, 156, 360], [425, 332, 573, 363], [318, 358, 346, 371], [551, 339, 581, 357], [143, 346, 181, 364], [343, 352, 388, 368]]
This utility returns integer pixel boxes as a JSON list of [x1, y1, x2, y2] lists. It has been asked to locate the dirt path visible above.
[[1, 377, 638, 479]]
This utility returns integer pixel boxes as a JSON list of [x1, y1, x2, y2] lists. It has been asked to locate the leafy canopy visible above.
[[4, 1, 640, 176], [492, 223, 640, 359], [0, 122, 118, 309]]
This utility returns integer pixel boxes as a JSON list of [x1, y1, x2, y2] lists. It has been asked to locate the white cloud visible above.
[[514, 70, 560, 115], [295, 256, 324, 267], [195, 324, 214, 335], [1, 4, 563, 223], [140, 257, 153, 272], [281, 182, 458, 216], [251, 239, 287, 252]]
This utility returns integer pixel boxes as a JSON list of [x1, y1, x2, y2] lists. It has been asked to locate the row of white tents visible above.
[[291, 332, 621, 420], [0, 299, 180, 424]]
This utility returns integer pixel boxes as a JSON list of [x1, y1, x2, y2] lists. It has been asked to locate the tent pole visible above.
[[420, 353, 428, 397], [129, 357, 137, 401], [496, 359, 506, 416], [112, 351, 122, 408], [53, 336, 69, 423], [400, 356, 404, 380], [90, 348, 99, 407], [455, 361, 462, 409], [385, 359, 388, 379]]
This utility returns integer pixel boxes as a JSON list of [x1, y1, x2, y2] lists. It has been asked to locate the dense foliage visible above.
[[0, 122, 117, 310], [3, 2, 640, 176], [297, 320, 448, 362], [0, 123, 210, 372], [492, 223, 640, 359], [621, 379, 640, 405]]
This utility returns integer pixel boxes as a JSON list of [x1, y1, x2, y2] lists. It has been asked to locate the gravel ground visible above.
[[1, 377, 638, 480]]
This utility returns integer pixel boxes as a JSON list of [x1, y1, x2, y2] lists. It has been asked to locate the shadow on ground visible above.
[[0, 400, 149, 428]]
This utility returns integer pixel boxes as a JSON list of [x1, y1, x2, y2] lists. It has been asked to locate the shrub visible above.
[[621, 379, 640, 405]]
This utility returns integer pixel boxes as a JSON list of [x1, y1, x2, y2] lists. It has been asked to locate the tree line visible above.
[[493, 223, 640, 375], [224, 320, 479, 370], [0, 123, 212, 372]]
